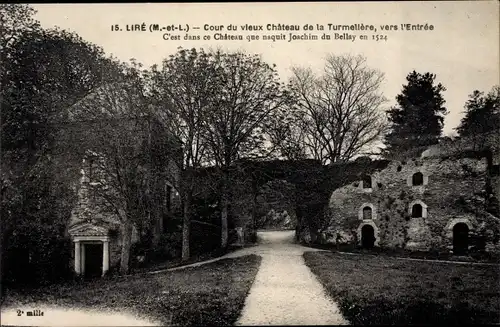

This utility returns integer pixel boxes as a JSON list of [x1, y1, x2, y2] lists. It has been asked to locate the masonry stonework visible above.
[[67, 150, 181, 276], [325, 152, 500, 254]]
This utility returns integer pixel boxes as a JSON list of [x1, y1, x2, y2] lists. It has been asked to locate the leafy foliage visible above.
[[150, 47, 221, 261], [384, 71, 448, 157], [456, 86, 500, 144], [0, 6, 127, 285]]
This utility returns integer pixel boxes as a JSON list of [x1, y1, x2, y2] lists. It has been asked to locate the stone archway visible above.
[[445, 218, 473, 255], [408, 200, 428, 218], [453, 223, 469, 255], [357, 221, 379, 248]]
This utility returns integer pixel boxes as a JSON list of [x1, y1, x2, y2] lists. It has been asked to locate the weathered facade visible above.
[[67, 152, 181, 277], [324, 137, 500, 255], [64, 82, 183, 278]]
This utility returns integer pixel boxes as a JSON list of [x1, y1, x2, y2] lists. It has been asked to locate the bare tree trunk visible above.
[[221, 197, 229, 248], [119, 218, 133, 275], [251, 178, 258, 241], [181, 190, 191, 262], [220, 169, 229, 249]]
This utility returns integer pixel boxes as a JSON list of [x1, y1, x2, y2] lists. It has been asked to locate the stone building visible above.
[[325, 136, 500, 255], [64, 83, 182, 278], [66, 150, 181, 278]]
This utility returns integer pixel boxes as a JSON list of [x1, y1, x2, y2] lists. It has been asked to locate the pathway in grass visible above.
[[234, 231, 348, 325]]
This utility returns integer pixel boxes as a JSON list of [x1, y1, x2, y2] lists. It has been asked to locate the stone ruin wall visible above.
[[325, 155, 500, 253], [67, 156, 135, 270]]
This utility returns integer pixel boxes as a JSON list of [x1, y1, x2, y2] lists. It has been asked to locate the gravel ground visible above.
[[157, 230, 349, 325], [235, 231, 349, 326]]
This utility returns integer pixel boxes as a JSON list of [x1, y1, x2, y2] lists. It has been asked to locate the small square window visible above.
[[362, 175, 372, 189]]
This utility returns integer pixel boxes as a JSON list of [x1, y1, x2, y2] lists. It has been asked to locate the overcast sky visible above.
[[32, 2, 499, 136]]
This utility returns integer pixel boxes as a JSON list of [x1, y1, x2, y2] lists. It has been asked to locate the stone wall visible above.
[[67, 150, 181, 272], [222, 159, 391, 243], [326, 155, 500, 253]]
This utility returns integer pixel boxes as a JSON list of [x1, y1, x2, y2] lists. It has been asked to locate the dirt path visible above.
[[2, 231, 347, 326], [154, 230, 348, 325], [234, 231, 349, 325]]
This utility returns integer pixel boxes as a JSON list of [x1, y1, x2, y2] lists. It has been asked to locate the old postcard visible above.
[[1, 2, 499, 326]]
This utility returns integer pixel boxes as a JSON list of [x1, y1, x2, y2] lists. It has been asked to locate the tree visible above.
[[288, 54, 388, 164], [203, 50, 294, 247], [1, 23, 124, 284], [264, 102, 307, 161], [0, 4, 40, 82], [456, 86, 500, 148], [149, 47, 220, 261], [0, 4, 39, 48], [384, 71, 448, 157]]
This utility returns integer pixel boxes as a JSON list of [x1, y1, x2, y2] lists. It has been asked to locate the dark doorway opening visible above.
[[453, 223, 469, 255], [361, 225, 375, 249], [411, 204, 423, 218], [84, 243, 103, 279]]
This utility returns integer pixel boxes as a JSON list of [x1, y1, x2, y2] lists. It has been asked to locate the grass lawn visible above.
[[305, 242, 500, 263], [2, 254, 261, 326], [304, 251, 500, 325], [133, 246, 238, 273]]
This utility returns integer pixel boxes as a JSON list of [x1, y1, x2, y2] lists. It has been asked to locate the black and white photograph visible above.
[[1, 2, 499, 326]]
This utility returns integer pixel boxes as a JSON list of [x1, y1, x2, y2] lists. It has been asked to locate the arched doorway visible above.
[[453, 223, 469, 255], [411, 204, 423, 218], [361, 224, 375, 249]]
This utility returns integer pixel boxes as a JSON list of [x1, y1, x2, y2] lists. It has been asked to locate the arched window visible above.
[[359, 203, 377, 220], [412, 172, 424, 186], [411, 204, 423, 218], [362, 175, 372, 189], [363, 206, 373, 220]]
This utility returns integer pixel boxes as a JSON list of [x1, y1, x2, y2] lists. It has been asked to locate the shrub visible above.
[[147, 232, 183, 263]]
